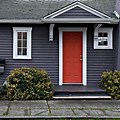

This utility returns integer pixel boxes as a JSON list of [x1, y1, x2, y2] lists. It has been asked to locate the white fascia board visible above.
[[0, 19, 43, 24], [0, 18, 119, 24], [44, 1, 111, 19], [42, 18, 119, 24]]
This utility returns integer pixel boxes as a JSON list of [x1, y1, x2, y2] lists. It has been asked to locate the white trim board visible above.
[[94, 28, 113, 49], [42, 18, 119, 24], [44, 1, 111, 19], [59, 27, 87, 86], [53, 96, 111, 99], [13, 27, 32, 59]]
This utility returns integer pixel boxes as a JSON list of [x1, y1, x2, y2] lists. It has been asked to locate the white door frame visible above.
[[59, 27, 87, 86]]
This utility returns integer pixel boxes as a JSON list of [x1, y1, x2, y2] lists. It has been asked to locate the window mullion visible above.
[[21, 32, 23, 55]]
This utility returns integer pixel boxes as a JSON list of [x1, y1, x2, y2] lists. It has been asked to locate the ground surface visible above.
[[0, 100, 120, 119]]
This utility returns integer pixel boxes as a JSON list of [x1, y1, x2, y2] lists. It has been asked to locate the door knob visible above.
[[80, 55, 82, 61]]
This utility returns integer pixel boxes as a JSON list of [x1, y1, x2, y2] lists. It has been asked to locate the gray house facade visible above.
[[0, 0, 120, 97]]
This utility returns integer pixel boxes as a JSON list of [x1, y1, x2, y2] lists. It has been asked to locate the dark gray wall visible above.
[[0, 24, 116, 86], [116, 0, 120, 13], [0, 24, 59, 85], [55, 7, 99, 18], [115, 0, 120, 70], [115, 23, 120, 70], [87, 25, 115, 85]]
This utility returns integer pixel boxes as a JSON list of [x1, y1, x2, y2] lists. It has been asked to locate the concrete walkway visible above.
[[0, 100, 120, 119]]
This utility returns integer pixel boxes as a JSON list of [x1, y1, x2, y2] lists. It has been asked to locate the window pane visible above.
[[23, 48, 27, 55], [18, 40, 22, 47], [98, 32, 108, 46], [98, 32, 108, 37], [98, 40, 108, 46], [17, 32, 22, 39], [98, 33, 102, 37], [17, 32, 27, 56], [104, 33, 108, 37], [23, 40, 27, 47], [17, 48, 22, 55], [23, 32, 27, 39]]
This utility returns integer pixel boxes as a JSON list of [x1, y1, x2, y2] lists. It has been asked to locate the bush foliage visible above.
[[101, 71, 120, 99], [6, 68, 53, 100]]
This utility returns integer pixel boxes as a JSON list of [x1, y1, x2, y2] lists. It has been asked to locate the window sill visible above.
[[13, 56, 32, 60], [94, 46, 113, 49]]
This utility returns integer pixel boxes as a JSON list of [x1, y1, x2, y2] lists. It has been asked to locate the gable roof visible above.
[[44, 1, 111, 19], [0, 0, 118, 23]]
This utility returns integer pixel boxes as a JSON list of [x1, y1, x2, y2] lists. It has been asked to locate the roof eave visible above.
[[0, 18, 119, 24], [0, 19, 43, 24], [42, 18, 119, 24]]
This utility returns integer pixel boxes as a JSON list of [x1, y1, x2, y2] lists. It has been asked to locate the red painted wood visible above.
[[63, 32, 82, 83]]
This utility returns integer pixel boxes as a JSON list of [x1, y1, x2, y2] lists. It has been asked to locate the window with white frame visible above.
[[94, 28, 113, 49], [13, 27, 32, 59]]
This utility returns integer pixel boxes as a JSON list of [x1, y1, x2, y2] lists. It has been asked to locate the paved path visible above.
[[0, 100, 120, 119]]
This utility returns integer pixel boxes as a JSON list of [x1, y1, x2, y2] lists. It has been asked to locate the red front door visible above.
[[63, 32, 83, 83]]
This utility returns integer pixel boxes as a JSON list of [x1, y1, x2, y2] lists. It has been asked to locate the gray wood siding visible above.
[[113, 25, 119, 70], [0, 24, 115, 86], [0, 25, 59, 85], [87, 26, 114, 85], [55, 7, 99, 18], [116, 0, 120, 13]]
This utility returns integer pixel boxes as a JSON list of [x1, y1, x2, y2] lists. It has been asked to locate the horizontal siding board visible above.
[[56, 7, 99, 18], [87, 25, 114, 85], [0, 25, 59, 85], [0, 24, 115, 87]]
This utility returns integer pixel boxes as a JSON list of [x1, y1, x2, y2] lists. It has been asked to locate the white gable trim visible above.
[[44, 2, 111, 19], [42, 18, 119, 24]]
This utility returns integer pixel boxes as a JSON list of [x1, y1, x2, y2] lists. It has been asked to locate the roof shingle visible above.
[[0, 0, 116, 19]]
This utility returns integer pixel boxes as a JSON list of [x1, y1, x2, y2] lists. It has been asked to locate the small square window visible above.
[[94, 28, 113, 49]]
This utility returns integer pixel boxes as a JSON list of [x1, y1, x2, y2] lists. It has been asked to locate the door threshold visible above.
[[62, 83, 83, 85]]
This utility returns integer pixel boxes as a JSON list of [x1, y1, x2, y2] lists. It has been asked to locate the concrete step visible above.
[[53, 91, 111, 99], [53, 95, 111, 99]]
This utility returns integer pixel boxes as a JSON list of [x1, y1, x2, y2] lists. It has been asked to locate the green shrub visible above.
[[100, 71, 120, 99], [6, 67, 53, 100]]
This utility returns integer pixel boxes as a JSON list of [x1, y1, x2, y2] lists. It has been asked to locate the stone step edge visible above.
[[53, 96, 111, 99]]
